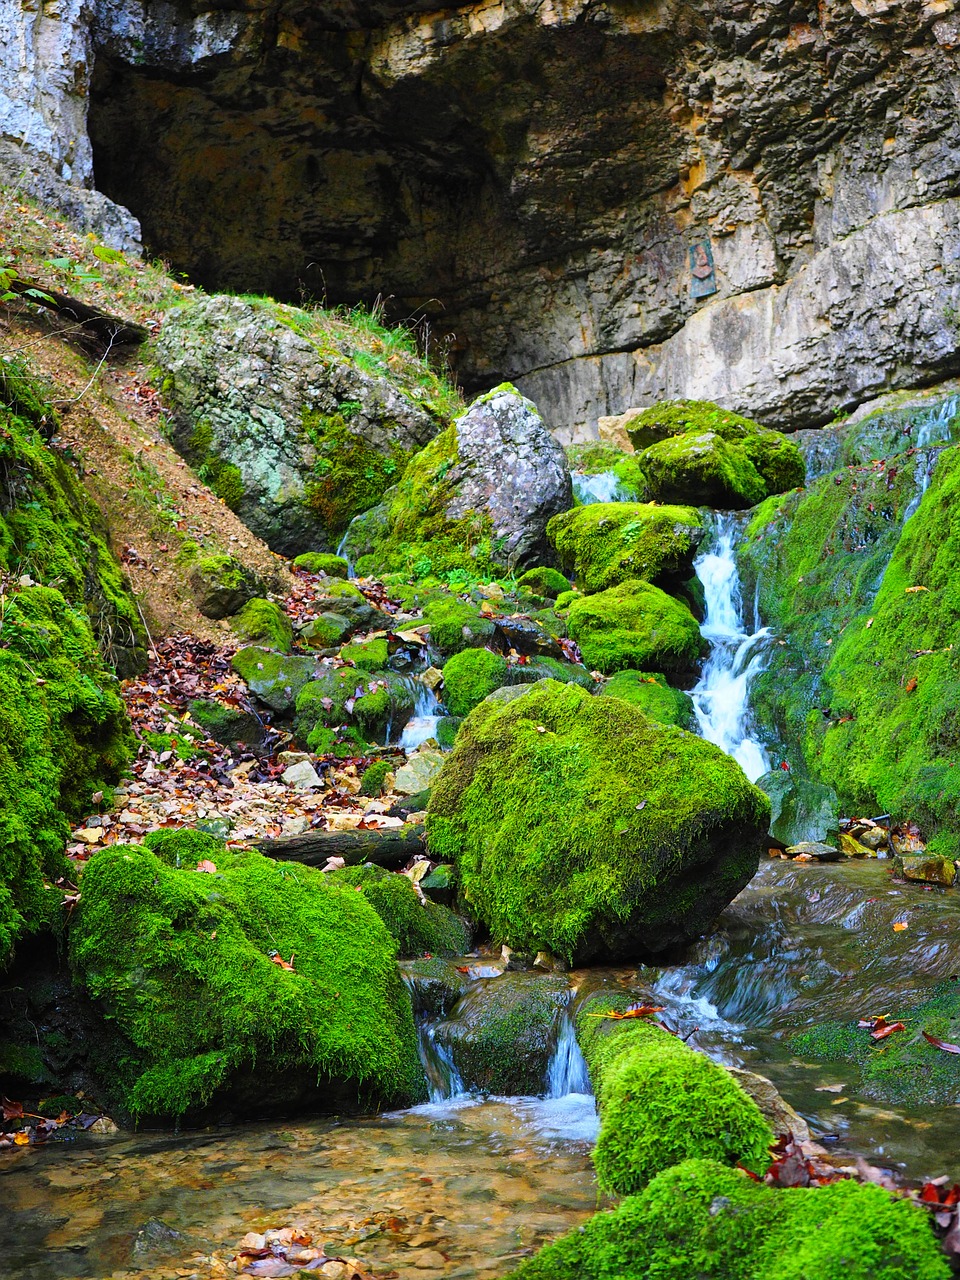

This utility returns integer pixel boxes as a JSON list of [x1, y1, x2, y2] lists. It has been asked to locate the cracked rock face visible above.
[[7, 0, 960, 433]]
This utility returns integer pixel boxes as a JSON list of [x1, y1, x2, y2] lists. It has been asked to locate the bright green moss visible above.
[[566, 579, 706, 674], [327, 864, 469, 958], [741, 444, 960, 847], [293, 552, 349, 578], [640, 431, 767, 507], [303, 410, 409, 539], [511, 656, 595, 690], [231, 647, 322, 713], [142, 827, 226, 867], [359, 759, 393, 796], [555, 589, 581, 610], [426, 681, 768, 963], [516, 566, 570, 598], [0, 586, 132, 959], [436, 716, 462, 748], [504, 1159, 949, 1280], [71, 842, 425, 1118], [229, 598, 293, 651], [794, 980, 960, 1106], [547, 502, 704, 594], [577, 999, 773, 1192], [437, 974, 568, 1094], [598, 670, 695, 728], [0, 354, 59, 431], [295, 668, 415, 743], [0, 399, 145, 672], [188, 418, 246, 510], [442, 648, 509, 716], [422, 597, 497, 654], [340, 638, 390, 671], [141, 726, 207, 762], [307, 724, 370, 757]]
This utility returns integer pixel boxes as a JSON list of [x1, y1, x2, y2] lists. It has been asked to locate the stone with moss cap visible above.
[[156, 295, 454, 556], [597, 669, 695, 728], [547, 501, 704, 595], [70, 837, 425, 1120], [441, 648, 509, 716], [503, 1157, 949, 1280], [515, 566, 570, 599], [229, 598, 293, 650], [426, 680, 768, 964], [295, 667, 415, 744], [0, 586, 132, 961], [293, 552, 349, 578], [566, 578, 705, 675], [576, 993, 773, 1193], [232, 646, 325, 713], [339, 637, 390, 671], [189, 553, 267, 620]]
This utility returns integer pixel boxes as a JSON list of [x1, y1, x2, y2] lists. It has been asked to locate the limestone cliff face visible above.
[[5, 0, 960, 435]]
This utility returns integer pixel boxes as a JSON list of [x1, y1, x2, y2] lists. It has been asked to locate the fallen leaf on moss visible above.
[[922, 1031, 960, 1055]]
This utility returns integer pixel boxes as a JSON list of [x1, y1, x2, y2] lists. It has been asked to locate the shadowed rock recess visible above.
[[26, 0, 956, 436]]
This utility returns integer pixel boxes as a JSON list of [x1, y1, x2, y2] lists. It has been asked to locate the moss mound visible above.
[[229, 598, 293, 650], [295, 668, 415, 745], [339, 637, 390, 671], [598, 670, 695, 728], [516, 566, 570, 599], [566, 579, 705, 674], [0, 586, 132, 959], [437, 974, 568, 1095], [71, 841, 424, 1118], [142, 827, 226, 867], [0, 368, 145, 672], [231, 647, 323, 713], [426, 681, 768, 963], [327, 865, 469, 958], [442, 647, 509, 716], [577, 996, 773, 1193], [741, 441, 960, 852], [359, 759, 393, 796], [504, 1158, 949, 1280], [547, 502, 703, 594], [293, 552, 350, 578], [421, 595, 497, 654]]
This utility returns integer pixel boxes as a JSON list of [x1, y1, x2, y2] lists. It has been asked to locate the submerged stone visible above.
[[894, 854, 956, 887]]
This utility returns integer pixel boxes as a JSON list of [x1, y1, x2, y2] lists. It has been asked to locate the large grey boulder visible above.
[[445, 386, 573, 567], [155, 295, 446, 557]]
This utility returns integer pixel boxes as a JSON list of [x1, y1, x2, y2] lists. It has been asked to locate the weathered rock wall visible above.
[[5, 0, 960, 434]]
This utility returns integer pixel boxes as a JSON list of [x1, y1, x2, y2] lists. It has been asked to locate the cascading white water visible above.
[[689, 515, 771, 783], [571, 471, 629, 504], [545, 1010, 591, 1098], [336, 520, 358, 578], [904, 394, 959, 520], [395, 680, 444, 749]]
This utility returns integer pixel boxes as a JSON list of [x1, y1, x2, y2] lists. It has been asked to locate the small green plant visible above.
[[44, 256, 103, 287]]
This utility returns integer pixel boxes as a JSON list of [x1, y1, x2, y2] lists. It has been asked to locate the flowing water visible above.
[[689, 513, 771, 782], [570, 471, 629, 503], [395, 680, 444, 750]]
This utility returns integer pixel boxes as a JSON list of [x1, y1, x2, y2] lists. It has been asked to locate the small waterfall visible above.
[[571, 471, 629, 504], [904, 394, 959, 520], [417, 1021, 466, 1103], [394, 679, 444, 749], [335, 522, 356, 578], [690, 515, 771, 783], [545, 1010, 591, 1099]]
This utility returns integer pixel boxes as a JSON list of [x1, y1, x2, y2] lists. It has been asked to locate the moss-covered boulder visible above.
[[516, 566, 570, 599], [0, 586, 132, 959], [504, 1158, 949, 1280], [70, 837, 425, 1120], [339, 637, 390, 671], [358, 759, 394, 796], [436, 973, 568, 1095], [566, 579, 706, 674], [621, 401, 803, 510], [426, 681, 769, 963], [156, 295, 453, 556], [577, 994, 772, 1193], [422, 596, 497, 654], [188, 698, 264, 749], [231, 647, 325, 714], [346, 385, 573, 577], [188, 553, 266, 620], [229, 598, 293, 650], [441, 647, 509, 716], [597, 670, 695, 728], [547, 502, 704, 594], [295, 668, 415, 746], [292, 552, 350, 578], [327, 865, 470, 958]]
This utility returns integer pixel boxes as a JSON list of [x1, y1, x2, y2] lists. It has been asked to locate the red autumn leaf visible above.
[[905, 676, 918, 693], [871, 1020, 906, 1041], [923, 1030, 960, 1055], [2, 1097, 24, 1120], [270, 952, 296, 971]]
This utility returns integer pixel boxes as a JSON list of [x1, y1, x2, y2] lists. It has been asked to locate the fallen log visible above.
[[255, 822, 426, 868], [9, 276, 149, 346]]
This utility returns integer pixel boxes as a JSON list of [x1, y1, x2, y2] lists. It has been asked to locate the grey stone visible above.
[[445, 387, 573, 569], [281, 759, 322, 789], [785, 841, 842, 862], [393, 747, 445, 795], [728, 1067, 811, 1143], [758, 770, 838, 848]]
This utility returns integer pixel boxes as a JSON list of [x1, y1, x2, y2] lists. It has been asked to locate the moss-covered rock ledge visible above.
[[426, 680, 769, 964]]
